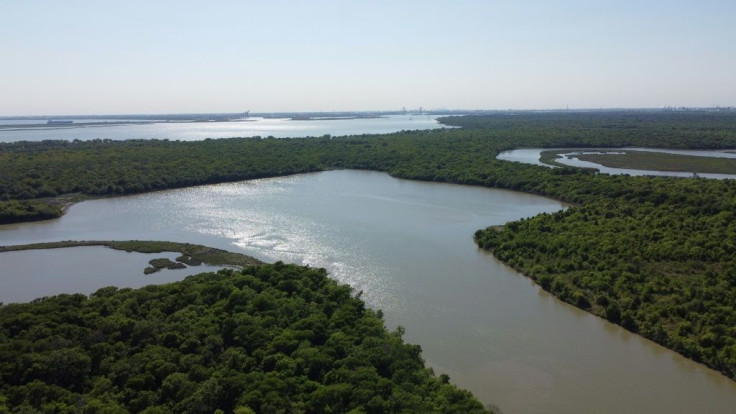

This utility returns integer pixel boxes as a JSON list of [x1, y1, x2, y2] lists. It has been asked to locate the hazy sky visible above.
[[1, 0, 734, 115]]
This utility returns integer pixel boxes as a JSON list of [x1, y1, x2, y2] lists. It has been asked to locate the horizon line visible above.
[[2, 106, 735, 119]]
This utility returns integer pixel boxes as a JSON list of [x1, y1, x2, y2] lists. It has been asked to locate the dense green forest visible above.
[[439, 110, 736, 149], [2, 110, 736, 380], [0, 262, 489, 413], [475, 192, 736, 378], [2, 111, 736, 224]]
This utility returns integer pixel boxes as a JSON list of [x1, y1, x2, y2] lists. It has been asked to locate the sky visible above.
[[1, 0, 734, 115]]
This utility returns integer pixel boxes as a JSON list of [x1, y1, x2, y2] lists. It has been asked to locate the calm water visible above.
[[0, 115, 444, 142], [498, 148, 736, 179], [0, 247, 224, 303], [1, 170, 735, 413]]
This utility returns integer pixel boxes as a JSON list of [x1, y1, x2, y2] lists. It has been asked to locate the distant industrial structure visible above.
[[4, 106, 734, 125], [662, 106, 734, 112]]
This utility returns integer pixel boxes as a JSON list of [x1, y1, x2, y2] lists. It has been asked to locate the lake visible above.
[[1, 170, 735, 413], [0, 115, 445, 142], [497, 147, 736, 179]]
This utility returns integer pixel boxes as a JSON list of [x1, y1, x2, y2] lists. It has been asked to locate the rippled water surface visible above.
[[1, 170, 735, 413]]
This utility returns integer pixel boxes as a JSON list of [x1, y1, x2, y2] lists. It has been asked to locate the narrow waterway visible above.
[[497, 147, 736, 179], [1, 170, 734, 413]]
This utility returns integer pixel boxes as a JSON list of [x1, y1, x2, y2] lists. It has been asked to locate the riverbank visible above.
[[3, 168, 736, 412], [0, 240, 263, 268]]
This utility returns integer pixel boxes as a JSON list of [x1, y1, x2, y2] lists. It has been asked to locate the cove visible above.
[[0, 247, 225, 303], [1, 170, 735, 413]]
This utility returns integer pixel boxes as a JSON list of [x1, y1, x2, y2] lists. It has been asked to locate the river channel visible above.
[[1, 170, 735, 413], [497, 147, 736, 179]]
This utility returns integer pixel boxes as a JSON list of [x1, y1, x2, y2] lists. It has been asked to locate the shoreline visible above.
[[0, 240, 263, 268]]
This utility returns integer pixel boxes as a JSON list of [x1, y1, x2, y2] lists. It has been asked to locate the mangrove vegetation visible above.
[[2, 110, 736, 384], [0, 262, 490, 413]]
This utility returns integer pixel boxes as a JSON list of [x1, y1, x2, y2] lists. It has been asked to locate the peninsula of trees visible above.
[[0, 261, 489, 413]]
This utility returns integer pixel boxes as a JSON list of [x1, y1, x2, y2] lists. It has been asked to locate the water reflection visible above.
[[1, 170, 735, 413]]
